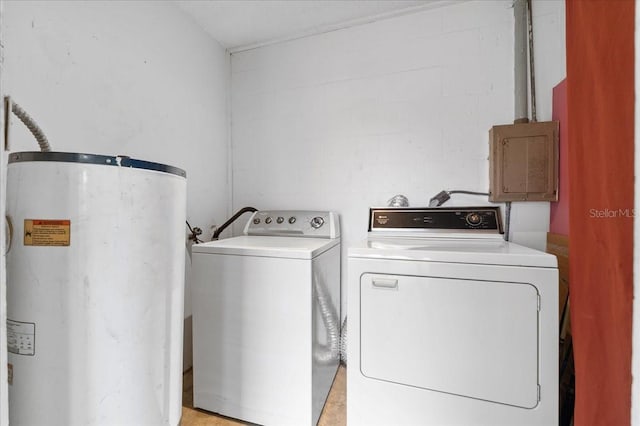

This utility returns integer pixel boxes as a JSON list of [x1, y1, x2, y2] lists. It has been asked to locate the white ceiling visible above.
[[175, 1, 449, 52]]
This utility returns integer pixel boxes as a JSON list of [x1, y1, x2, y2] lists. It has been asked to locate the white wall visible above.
[[633, 3, 639, 425], [231, 0, 566, 315], [0, 1, 8, 423], [2, 0, 230, 370]]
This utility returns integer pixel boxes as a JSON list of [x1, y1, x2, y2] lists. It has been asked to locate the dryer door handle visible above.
[[372, 278, 398, 289]]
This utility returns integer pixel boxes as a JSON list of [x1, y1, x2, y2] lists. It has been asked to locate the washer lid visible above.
[[192, 235, 340, 259], [348, 238, 557, 268]]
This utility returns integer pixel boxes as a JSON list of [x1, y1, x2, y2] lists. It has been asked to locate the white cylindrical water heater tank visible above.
[[5, 152, 187, 426]]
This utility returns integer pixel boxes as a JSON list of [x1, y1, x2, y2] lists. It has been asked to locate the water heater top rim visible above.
[[8, 151, 186, 178]]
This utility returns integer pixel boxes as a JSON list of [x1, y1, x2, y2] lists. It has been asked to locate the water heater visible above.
[[5, 152, 187, 425]]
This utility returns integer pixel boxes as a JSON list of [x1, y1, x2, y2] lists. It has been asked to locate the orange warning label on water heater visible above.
[[24, 219, 71, 246]]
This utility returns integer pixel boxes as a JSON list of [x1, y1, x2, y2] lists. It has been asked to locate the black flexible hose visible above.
[[212, 207, 258, 240], [429, 190, 489, 207]]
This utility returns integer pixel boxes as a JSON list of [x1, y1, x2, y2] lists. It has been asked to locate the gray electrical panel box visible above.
[[489, 121, 559, 202]]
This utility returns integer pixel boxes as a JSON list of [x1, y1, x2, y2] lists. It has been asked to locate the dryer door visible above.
[[360, 273, 539, 408]]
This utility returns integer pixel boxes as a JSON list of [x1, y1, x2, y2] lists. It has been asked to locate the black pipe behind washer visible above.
[[212, 207, 258, 240]]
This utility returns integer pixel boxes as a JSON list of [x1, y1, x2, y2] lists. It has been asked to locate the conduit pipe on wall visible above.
[[505, 0, 531, 242], [527, 0, 537, 122], [514, 0, 529, 124]]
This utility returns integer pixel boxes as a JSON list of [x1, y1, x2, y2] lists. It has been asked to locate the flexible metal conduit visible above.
[[4, 97, 51, 254], [4, 96, 51, 152], [340, 317, 347, 364]]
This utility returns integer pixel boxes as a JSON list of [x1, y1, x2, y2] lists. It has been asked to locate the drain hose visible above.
[[313, 270, 340, 365], [340, 316, 347, 364]]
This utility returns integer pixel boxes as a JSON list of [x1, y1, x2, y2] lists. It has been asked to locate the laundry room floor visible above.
[[181, 365, 346, 425]]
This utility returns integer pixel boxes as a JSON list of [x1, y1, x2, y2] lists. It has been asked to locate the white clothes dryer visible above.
[[191, 210, 341, 426], [347, 207, 558, 426]]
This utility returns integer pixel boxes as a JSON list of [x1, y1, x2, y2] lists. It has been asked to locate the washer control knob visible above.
[[288, 216, 297, 224], [277, 216, 284, 224], [265, 217, 273, 224], [310, 216, 324, 229], [465, 212, 482, 226], [253, 218, 261, 225]]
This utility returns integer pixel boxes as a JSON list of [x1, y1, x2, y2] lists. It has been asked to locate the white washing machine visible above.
[[347, 207, 558, 426], [191, 210, 341, 426]]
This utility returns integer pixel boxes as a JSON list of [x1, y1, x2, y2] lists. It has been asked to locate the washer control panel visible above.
[[369, 207, 503, 234], [245, 210, 340, 239]]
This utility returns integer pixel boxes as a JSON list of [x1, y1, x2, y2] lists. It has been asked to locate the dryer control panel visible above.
[[244, 210, 340, 239], [369, 207, 503, 234]]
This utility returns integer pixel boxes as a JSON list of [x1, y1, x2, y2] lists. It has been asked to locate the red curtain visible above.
[[566, 1, 634, 425]]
